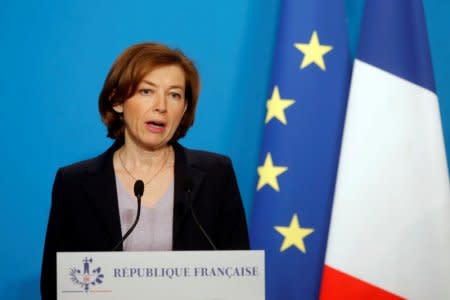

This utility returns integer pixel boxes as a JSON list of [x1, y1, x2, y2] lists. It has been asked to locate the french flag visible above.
[[320, 1, 450, 299]]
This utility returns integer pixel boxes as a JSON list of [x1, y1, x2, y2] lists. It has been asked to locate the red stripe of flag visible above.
[[320, 265, 405, 300]]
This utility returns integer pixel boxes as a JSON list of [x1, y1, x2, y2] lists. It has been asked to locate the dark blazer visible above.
[[40, 141, 249, 300]]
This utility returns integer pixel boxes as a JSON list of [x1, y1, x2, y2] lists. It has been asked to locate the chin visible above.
[[142, 140, 169, 149]]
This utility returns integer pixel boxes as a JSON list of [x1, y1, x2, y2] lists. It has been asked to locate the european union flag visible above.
[[250, 1, 351, 299]]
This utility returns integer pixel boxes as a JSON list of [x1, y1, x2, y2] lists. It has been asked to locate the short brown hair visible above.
[[98, 42, 200, 142]]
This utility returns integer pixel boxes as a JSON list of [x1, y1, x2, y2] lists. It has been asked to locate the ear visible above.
[[183, 102, 188, 114], [109, 89, 123, 113], [112, 103, 124, 113]]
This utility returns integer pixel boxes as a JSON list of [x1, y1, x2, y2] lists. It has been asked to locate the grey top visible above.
[[116, 177, 174, 251]]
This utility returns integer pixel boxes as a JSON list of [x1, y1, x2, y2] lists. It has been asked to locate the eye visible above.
[[169, 92, 182, 100], [138, 88, 153, 96]]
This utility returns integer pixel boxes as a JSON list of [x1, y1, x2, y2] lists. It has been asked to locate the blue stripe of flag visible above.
[[357, 0, 435, 92]]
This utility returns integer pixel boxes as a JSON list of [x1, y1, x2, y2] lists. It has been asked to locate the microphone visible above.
[[134, 180, 144, 198], [185, 178, 217, 250], [112, 180, 144, 251]]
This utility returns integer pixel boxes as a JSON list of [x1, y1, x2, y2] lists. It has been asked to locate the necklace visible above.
[[118, 146, 171, 186]]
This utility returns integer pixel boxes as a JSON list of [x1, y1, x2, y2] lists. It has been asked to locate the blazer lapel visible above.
[[172, 142, 206, 246], [82, 142, 123, 250]]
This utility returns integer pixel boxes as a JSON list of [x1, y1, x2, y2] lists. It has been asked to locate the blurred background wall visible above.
[[0, 0, 448, 298]]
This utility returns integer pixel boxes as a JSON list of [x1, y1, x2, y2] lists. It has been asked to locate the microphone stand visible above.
[[112, 180, 144, 251]]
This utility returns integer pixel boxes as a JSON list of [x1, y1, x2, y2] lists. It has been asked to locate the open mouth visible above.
[[146, 120, 165, 128], [145, 120, 166, 133]]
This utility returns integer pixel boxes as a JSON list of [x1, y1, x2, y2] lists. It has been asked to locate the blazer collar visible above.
[[82, 140, 123, 250], [172, 142, 206, 245], [81, 141, 206, 250]]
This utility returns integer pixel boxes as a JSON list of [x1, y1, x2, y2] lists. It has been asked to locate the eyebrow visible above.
[[141, 80, 184, 90]]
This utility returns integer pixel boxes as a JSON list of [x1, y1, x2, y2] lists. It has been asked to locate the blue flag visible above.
[[250, 0, 351, 299]]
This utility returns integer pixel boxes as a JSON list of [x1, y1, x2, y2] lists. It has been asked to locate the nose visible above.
[[153, 91, 167, 113]]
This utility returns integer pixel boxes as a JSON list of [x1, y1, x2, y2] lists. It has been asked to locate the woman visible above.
[[41, 43, 249, 299]]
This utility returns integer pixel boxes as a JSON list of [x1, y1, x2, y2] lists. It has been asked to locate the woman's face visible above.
[[113, 64, 187, 150]]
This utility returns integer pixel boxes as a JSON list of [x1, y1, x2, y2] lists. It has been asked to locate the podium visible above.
[[57, 250, 264, 300]]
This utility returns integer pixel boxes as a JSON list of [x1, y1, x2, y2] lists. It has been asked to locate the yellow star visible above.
[[294, 30, 333, 70], [274, 214, 314, 253], [257, 153, 288, 191], [265, 86, 296, 125]]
